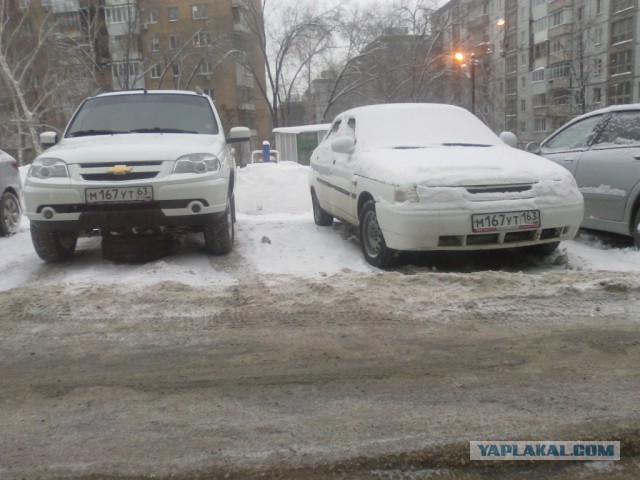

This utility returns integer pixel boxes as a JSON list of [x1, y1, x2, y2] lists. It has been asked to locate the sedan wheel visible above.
[[0, 191, 21, 236], [311, 189, 333, 226], [359, 200, 399, 269]]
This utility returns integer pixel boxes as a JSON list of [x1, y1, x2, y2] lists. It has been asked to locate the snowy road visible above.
[[2, 163, 640, 479]]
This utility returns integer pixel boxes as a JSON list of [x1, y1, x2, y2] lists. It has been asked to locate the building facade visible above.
[[434, 0, 638, 146], [1, 0, 269, 162]]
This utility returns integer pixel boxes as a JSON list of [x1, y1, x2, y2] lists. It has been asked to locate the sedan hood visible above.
[[356, 145, 569, 187], [41, 134, 225, 164]]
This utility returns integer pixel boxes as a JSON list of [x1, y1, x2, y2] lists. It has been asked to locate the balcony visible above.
[[550, 0, 574, 9], [468, 13, 489, 30]]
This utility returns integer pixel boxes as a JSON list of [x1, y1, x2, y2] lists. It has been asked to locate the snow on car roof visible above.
[[336, 103, 503, 148]]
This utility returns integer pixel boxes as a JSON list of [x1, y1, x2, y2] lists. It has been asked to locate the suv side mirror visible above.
[[525, 142, 541, 154], [40, 131, 58, 147], [227, 126, 251, 143]]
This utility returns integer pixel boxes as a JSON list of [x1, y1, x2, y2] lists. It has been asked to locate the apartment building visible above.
[[2, 0, 269, 161], [433, 0, 640, 146]]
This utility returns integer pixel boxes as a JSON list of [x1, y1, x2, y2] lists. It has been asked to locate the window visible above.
[[534, 17, 546, 33], [609, 81, 631, 105], [534, 117, 547, 133], [594, 58, 602, 75], [595, 112, 640, 145], [548, 62, 570, 80], [106, 5, 134, 24], [112, 62, 140, 80], [613, 0, 633, 13], [520, 121, 526, 134], [520, 53, 527, 67], [594, 28, 603, 45], [521, 76, 526, 88], [146, 9, 157, 24], [534, 42, 548, 60], [532, 68, 545, 82], [592, 87, 602, 103], [172, 63, 182, 77], [41, 0, 51, 8], [550, 89, 570, 105], [506, 55, 517, 74], [506, 98, 517, 117], [191, 4, 207, 19], [549, 10, 566, 28], [506, 78, 517, 95], [596, 0, 602, 14], [610, 50, 632, 76], [199, 60, 213, 75], [521, 99, 526, 111], [611, 18, 633, 45], [544, 116, 601, 149], [533, 93, 546, 107], [549, 38, 563, 55], [19, 0, 29, 9], [169, 35, 181, 51], [193, 32, 212, 47], [150, 64, 162, 79], [148, 37, 160, 52], [168, 7, 179, 22]]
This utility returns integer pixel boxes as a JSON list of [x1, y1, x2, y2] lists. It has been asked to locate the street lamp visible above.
[[453, 51, 478, 115]]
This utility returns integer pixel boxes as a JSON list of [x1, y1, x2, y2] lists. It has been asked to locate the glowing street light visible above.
[[453, 51, 477, 115]]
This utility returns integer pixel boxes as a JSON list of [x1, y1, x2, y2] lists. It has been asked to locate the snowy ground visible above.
[[2, 163, 640, 480], [3, 161, 640, 292]]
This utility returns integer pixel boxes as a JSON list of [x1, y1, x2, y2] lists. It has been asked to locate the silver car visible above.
[[528, 104, 640, 248], [0, 149, 22, 236]]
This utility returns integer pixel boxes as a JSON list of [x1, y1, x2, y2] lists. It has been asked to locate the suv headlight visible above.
[[174, 153, 221, 174], [28, 158, 69, 179]]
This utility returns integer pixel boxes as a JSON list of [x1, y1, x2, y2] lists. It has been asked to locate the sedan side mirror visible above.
[[499, 131, 517, 148], [331, 136, 355, 154], [525, 142, 541, 154]]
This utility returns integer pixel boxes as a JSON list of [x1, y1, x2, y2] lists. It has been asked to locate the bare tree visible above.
[[237, 0, 341, 128], [0, 1, 101, 163]]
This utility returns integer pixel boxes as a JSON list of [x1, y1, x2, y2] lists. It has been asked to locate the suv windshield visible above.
[[65, 93, 219, 137]]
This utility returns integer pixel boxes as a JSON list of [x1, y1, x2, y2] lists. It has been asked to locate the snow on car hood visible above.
[[42, 134, 226, 164], [356, 145, 572, 187]]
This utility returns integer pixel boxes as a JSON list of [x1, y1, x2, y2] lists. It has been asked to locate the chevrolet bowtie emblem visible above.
[[107, 165, 133, 175]]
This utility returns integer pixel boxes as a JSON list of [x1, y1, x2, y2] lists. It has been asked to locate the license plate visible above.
[[471, 210, 540, 233], [85, 186, 153, 204]]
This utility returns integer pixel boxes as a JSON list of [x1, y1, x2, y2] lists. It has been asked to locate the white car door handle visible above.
[[562, 158, 574, 162]]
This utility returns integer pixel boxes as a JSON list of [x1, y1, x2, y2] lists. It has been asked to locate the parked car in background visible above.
[[309, 103, 584, 269], [527, 104, 640, 248], [24, 90, 250, 262], [0, 149, 22, 236]]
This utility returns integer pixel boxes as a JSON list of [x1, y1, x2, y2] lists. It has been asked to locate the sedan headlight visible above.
[[394, 184, 419, 203], [173, 153, 221, 174], [28, 158, 69, 179]]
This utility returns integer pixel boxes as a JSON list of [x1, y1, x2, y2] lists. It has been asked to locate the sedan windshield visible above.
[[352, 104, 502, 149], [65, 93, 219, 138]]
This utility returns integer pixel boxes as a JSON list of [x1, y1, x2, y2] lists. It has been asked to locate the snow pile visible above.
[[2, 161, 640, 293]]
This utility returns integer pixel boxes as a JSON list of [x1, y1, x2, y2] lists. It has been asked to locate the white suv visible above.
[[24, 90, 250, 262]]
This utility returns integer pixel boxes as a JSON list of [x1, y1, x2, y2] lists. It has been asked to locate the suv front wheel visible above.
[[30, 224, 78, 262], [204, 195, 235, 255]]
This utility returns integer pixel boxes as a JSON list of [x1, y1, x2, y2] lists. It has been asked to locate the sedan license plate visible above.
[[472, 210, 540, 233], [85, 186, 153, 204]]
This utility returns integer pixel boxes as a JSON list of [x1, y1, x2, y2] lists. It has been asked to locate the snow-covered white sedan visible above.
[[309, 103, 584, 268]]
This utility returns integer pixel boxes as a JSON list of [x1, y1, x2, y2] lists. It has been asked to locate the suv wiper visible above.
[[442, 143, 492, 147], [130, 127, 198, 134], [68, 129, 127, 137]]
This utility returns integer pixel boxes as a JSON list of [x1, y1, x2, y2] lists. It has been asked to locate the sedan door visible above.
[[311, 119, 341, 216], [574, 111, 640, 223], [329, 116, 358, 223]]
